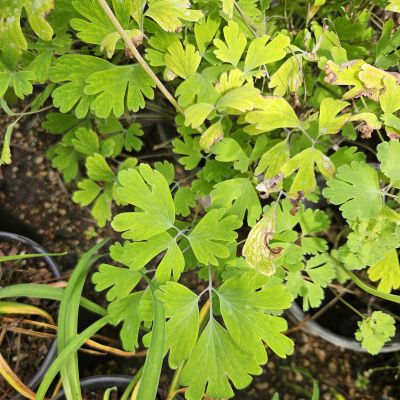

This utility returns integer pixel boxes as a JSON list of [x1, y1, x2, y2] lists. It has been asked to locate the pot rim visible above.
[[286, 300, 400, 353], [0, 232, 62, 396], [53, 375, 185, 400]]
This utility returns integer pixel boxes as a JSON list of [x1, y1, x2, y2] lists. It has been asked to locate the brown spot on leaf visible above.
[[388, 133, 400, 139], [124, 32, 143, 58]]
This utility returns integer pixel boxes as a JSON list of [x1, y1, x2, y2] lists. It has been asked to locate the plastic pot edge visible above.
[[0, 232, 62, 396], [53, 375, 184, 400]]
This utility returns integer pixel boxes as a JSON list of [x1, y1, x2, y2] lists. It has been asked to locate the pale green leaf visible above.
[[71, 127, 99, 156], [194, 11, 221, 56], [355, 311, 396, 355], [86, 154, 115, 182], [184, 103, 215, 129], [52, 146, 79, 183], [49, 55, 113, 118], [199, 121, 224, 152], [92, 264, 142, 301], [281, 148, 335, 193], [323, 161, 382, 220], [244, 34, 290, 77], [368, 249, 400, 293], [112, 164, 175, 240], [27, 51, 53, 84], [92, 192, 111, 227], [268, 56, 301, 96], [155, 282, 199, 368], [155, 160, 174, 185], [319, 98, 350, 135], [85, 64, 155, 118], [172, 135, 203, 170], [211, 178, 261, 226], [255, 140, 290, 178], [214, 21, 247, 67], [188, 208, 241, 265], [218, 269, 294, 364], [165, 42, 201, 79], [73, 179, 102, 206], [174, 187, 196, 217], [180, 318, 261, 400], [377, 139, 400, 182], [144, 0, 203, 33], [246, 96, 301, 132]]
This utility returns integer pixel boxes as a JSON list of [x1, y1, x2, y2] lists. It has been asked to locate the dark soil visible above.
[[1, 99, 400, 400], [0, 240, 57, 396]]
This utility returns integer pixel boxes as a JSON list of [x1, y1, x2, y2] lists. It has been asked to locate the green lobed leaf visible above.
[[180, 318, 262, 400], [112, 165, 175, 240]]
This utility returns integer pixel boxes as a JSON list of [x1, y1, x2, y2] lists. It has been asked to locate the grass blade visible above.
[[135, 281, 166, 400], [58, 239, 109, 400], [0, 284, 108, 316], [36, 316, 110, 400], [0, 252, 67, 262], [0, 301, 54, 324]]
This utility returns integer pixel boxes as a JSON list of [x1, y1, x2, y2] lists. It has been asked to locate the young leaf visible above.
[[214, 21, 247, 67], [318, 98, 350, 135], [49, 55, 113, 118], [218, 269, 294, 364], [180, 318, 261, 400], [368, 249, 400, 293], [70, 0, 124, 44], [112, 165, 175, 240], [380, 75, 400, 114], [255, 140, 290, 178], [299, 208, 330, 235], [92, 192, 112, 227], [188, 208, 241, 265], [86, 154, 115, 182], [216, 86, 260, 112], [211, 138, 251, 173], [194, 12, 221, 56], [269, 56, 301, 96], [323, 161, 382, 220], [329, 146, 366, 169], [243, 35, 290, 78], [242, 208, 284, 276], [155, 161, 174, 185], [52, 146, 79, 183], [26, 51, 53, 84], [246, 96, 301, 132], [92, 264, 142, 301], [375, 19, 400, 69], [203, 159, 233, 183], [174, 187, 196, 217], [355, 311, 396, 355], [164, 42, 201, 79], [72, 128, 99, 156], [305, 254, 335, 288], [211, 178, 261, 227], [199, 121, 224, 152], [173, 136, 203, 170], [377, 139, 400, 182], [85, 65, 156, 118], [184, 103, 215, 129], [144, 0, 203, 33], [73, 179, 102, 206], [175, 71, 220, 107], [108, 291, 146, 352], [100, 29, 143, 58], [281, 148, 335, 193], [155, 282, 199, 368]]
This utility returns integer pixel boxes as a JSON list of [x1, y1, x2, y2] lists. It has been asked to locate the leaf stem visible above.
[[208, 265, 213, 320], [95, 0, 203, 134], [328, 287, 365, 319]]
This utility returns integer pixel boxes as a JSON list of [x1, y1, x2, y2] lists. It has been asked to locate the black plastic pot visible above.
[[0, 232, 62, 395], [53, 375, 184, 400]]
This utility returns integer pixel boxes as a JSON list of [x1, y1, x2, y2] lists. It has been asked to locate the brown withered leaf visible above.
[[255, 172, 284, 199], [324, 60, 381, 102], [288, 190, 305, 216], [348, 113, 382, 139]]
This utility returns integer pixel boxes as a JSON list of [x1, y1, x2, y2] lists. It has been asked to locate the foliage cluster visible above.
[[2, 0, 400, 399]]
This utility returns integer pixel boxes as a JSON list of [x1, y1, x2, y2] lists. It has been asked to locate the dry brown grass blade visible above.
[[0, 353, 50, 400]]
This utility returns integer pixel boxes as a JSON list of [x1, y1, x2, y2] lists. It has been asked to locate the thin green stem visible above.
[[120, 366, 144, 400], [337, 264, 400, 304], [329, 287, 365, 319], [95, 0, 203, 134]]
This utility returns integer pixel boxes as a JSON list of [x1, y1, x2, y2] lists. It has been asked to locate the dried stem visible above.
[[96, 0, 204, 134]]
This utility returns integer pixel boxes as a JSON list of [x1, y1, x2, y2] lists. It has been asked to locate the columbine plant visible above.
[[2, 0, 400, 399]]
